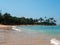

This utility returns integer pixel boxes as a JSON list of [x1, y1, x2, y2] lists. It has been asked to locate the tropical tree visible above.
[[49, 17, 56, 23], [0, 11, 57, 25], [39, 17, 44, 22], [0, 12, 2, 23]]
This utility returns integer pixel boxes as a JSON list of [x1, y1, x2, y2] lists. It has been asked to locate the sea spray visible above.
[[12, 26, 21, 32], [50, 38, 60, 45]]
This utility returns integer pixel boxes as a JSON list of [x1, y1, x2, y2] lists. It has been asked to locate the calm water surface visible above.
[[17, 25, 60, 38]]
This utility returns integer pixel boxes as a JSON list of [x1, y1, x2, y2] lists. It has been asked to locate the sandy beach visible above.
[[0, 25, 60, 45], [0, 25, 11, 30]]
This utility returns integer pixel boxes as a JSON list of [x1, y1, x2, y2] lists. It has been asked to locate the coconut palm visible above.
[[39, 17, 44, 22]]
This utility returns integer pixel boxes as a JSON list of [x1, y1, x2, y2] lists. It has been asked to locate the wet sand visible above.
[[0, 29, 54, 45]]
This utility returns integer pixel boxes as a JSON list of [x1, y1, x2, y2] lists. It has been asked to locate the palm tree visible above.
[[49, 17, 55, 23], [39, 17, 44, 22]]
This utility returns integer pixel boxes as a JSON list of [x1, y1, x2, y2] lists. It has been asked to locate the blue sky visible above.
[[0, 0, 60, 24]]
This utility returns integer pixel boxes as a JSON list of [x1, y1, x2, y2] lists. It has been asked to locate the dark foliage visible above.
[[0, 12, 56, 25]]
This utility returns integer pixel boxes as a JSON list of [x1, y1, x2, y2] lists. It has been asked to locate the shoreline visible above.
[[0, 24, 21, 31], [0, 25, 60, 45], [0, 24, 58, 30], [11, 26, 21, 32], [0, 24, 21, 32]]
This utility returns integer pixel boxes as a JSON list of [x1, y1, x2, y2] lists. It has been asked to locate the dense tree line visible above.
[[0, 12, 56, 25]]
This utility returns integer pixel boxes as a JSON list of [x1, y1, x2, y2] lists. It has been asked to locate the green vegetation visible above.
[[0, 12, 56, 25]]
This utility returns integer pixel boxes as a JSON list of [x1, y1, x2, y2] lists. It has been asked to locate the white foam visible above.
[[50, 38, 60, 45], [12, 26, 21, 32]]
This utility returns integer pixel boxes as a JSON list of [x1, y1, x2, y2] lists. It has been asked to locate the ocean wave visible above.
[[50, 38, 60, 45], [12, 26, 21, 32]]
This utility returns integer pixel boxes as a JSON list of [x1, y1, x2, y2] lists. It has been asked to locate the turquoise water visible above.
[[17, 25, 60, 36]]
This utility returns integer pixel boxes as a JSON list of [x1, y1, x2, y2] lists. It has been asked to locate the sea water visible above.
[[16, 25, 60, 38]]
